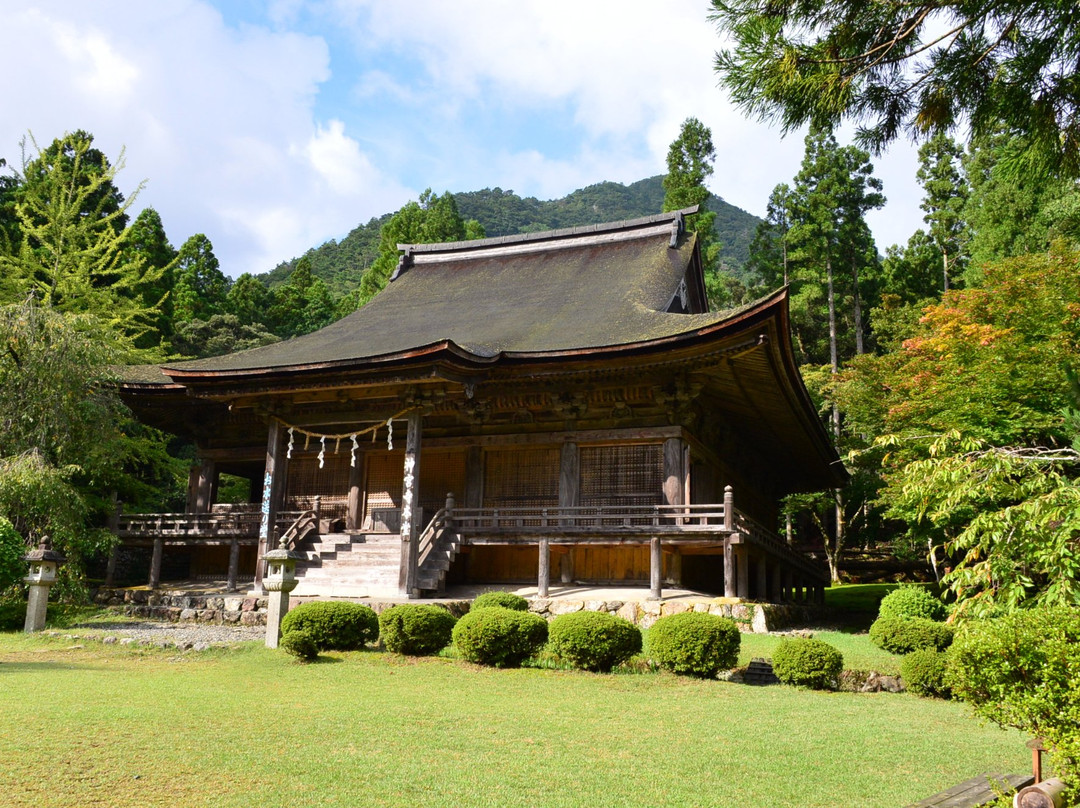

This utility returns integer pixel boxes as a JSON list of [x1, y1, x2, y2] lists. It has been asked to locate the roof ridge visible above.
[[399, 205, 700, 255]]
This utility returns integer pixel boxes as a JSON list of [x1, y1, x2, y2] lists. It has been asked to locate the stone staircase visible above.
[[293, 532, 402, 597], [416, 530, 461, 595]]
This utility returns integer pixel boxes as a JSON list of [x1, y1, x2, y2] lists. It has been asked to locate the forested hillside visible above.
[[263, 176, 760, 296]]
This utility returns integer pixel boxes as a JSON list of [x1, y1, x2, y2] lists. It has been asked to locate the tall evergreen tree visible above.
[[267, 256, 335, 339], [171, 233, 229, 324], [663, 118, 723, 305], [125, 207, 177, 343], [916, 133, 968, 291], [746, 183, 792, 289], [0, 131, 162, 353], [351, 190, 483, 308]]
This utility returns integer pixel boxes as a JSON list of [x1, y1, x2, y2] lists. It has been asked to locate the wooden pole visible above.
[[148, 536, 163, 590], [226, 536, 240, 592], [756, 554, 768, 601], [735, 545, 749, 600], [346, 455, 363, 531], [771, 563, 782, 605], [538, 536, 550, 598], [649, 536, 662, 600], [398, 410, 422, 597], [723, 486, 736, 598], [662, 437, 685, 512], [255, 419, 287, 592], [195, 459, 216, 513]]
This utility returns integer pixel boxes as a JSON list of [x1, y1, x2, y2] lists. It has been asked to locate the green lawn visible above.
[[0, 631, 1028, 808]]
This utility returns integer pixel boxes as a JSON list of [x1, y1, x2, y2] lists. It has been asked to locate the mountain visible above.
[[262, 176, 761, 296]]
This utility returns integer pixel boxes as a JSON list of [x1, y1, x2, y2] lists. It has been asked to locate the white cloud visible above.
[[0, 1, 409, 277], [0, 0, 923, 280]]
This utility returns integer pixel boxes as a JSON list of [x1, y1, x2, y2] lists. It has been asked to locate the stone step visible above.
[[744, 658, 779, 686]]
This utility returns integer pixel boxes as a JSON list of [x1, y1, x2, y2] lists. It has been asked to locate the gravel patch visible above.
[[55, 620, 264, 649]]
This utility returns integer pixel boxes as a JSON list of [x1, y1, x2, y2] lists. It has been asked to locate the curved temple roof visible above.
[[159, 209, 718, 378]]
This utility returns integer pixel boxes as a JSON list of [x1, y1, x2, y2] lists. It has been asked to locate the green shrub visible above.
[[279, 601, 378, 651], [869, 615, 954, 655], [901, 648, 950, 698], [877, 586, 947, 622], [279, 629, 319, 661], [471, 591, 529, 612], [771, 638, 843, 690], [378, 603, 456, 656], [547, 611, 642, 673], [0, 602, 25, 632], [947, 607, 1080, 784], [647, 612, 740, 678], [452, 606, 548, 667]]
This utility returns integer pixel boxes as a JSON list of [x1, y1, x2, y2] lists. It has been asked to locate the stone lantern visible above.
[[263, 533, 302, 649], [24, 537, 66, 633]]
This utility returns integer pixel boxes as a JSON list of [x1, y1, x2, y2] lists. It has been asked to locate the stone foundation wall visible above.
[[94, 587, 819, 634], [525, 598, 820, 633], [94, 587, 268, 626]]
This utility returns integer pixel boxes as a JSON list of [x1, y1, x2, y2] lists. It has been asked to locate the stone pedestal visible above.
[[24, 541, 66, 633], [263, 545, 301, 649]]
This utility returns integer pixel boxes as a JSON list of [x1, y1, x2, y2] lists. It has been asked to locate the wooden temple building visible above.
[[116, 208, 844, 602]]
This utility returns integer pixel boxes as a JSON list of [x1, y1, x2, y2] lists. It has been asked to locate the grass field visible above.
[[0, 630, 1028, 808]]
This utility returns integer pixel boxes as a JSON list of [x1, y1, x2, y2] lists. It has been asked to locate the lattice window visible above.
[[419, 450, 466, 513], [482, 447, 559, 508], [362, 450, 466, 531], [285, 452, 351, 520], [580, 444, 663, 509]]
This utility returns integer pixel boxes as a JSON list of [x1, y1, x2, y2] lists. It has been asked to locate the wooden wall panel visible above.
[[465, 546, 537, 583]]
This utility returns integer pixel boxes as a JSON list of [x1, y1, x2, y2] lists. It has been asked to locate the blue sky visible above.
[[1, 0, 924, 278]]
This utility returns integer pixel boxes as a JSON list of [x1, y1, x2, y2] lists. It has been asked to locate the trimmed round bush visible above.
[[279, 628, 319, 661], [869, 615, 954, 655], [378, 603, 456, 656], [647, 612, 741, 678], [548, 611, 642, 673], [771, 637, 843, 690], [452, 606, 548, 667], [878, 586, 947, 622], [280, 601, 379, 651], [470, 591, 529, 612], [901, 648, 950, 698]]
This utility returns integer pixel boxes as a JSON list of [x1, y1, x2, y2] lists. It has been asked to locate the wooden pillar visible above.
[[649, 536, 662, 600], [782, 569, 794, 603], [756, 554, 768, 601], [662, 438, 685, 509], [735, 545, 749, 600], [195, 459, 216, 514], [226, 536, 241, 592], [186, 465, 200, 513], [148, 536, 163, 590], [346, 455, 363, 531], [771, 563, 783, 605], [723, 486, 736, 598], [398, 410, 422, 598], [255, 419, 288, 591], [558, 442, 578, 584], [815, 584, 826, 606], [538, 536, 550, 598]]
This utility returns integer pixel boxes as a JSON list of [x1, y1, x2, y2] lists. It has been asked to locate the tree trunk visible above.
[[942, 248, 950, 292], [831, 488, 845, 585], [851, 253, 864, 355], [827, 256, 841, 439]]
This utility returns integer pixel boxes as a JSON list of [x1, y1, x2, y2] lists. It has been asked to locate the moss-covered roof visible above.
[[159, 210, 715, 377]]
